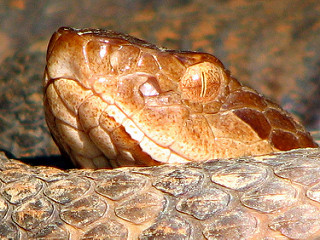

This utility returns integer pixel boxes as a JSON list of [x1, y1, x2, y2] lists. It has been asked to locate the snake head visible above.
[[43, 27, 317, 169]]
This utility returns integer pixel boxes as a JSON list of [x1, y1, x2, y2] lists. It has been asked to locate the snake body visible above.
[[0, 27, 319, 239]]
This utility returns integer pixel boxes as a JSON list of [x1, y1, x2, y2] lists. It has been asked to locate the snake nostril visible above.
[[139, 77, 161, 97]]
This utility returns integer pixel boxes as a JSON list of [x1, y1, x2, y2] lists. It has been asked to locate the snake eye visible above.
[[179, 62, 225, 103], [139, 77, 161, 97]]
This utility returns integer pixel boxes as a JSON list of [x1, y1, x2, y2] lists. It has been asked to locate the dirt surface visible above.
[[0, 0, 319, 160]]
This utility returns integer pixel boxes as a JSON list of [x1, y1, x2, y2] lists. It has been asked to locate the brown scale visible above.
[[44, 27, 317, 168]]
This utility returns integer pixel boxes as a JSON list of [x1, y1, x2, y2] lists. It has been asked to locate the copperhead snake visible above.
[[0, 27, 319, 239]]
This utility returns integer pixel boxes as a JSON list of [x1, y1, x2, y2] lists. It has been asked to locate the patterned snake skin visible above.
[[0, 27, 319, 239], [1, 148, 320, 239]]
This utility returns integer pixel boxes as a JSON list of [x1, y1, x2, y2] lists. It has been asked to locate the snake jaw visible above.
[[43, 27, 318, 169]]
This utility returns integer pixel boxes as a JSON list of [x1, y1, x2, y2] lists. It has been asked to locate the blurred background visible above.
[[0, 0, 319, 161]]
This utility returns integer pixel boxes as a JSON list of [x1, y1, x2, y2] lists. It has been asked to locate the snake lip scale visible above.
[[0, 27, 319, 239]]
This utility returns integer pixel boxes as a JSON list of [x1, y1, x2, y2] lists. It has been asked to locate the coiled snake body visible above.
[[0, 27, 319, 239]]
